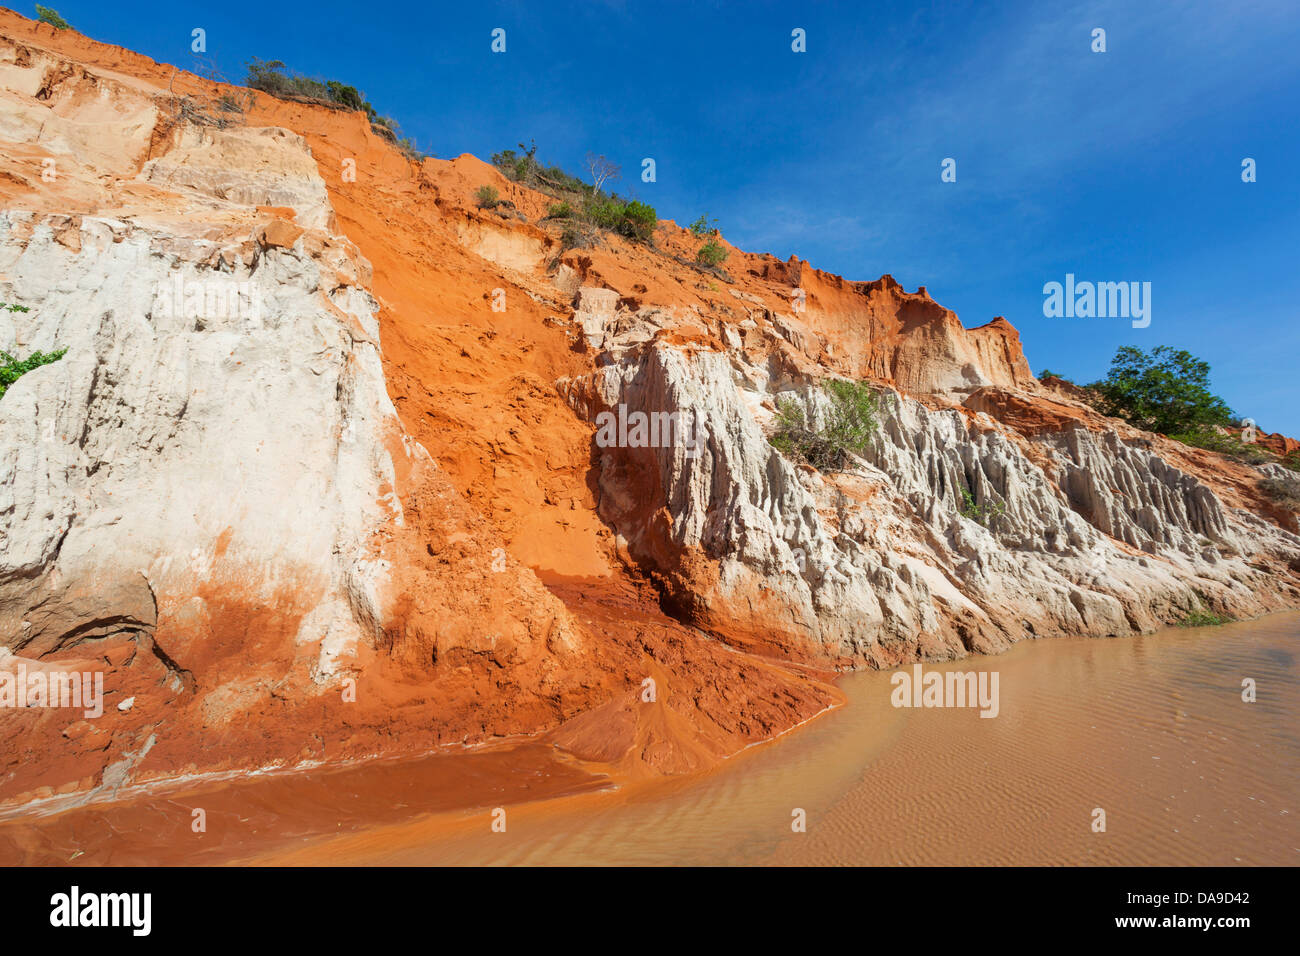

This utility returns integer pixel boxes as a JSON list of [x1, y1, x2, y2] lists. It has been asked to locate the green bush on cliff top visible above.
[[491, 141, 658, 246], [1085, 346, 1234, 436], [35, 6, 72, 30]]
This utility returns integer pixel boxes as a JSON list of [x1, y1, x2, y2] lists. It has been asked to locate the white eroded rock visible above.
[[565, 336, 1300, 662]]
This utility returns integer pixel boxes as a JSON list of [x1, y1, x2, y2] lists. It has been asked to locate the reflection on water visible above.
[[250, 614, 1299, 866]]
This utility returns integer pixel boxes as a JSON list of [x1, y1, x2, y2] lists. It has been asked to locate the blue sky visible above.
[[38, 0, 1300, 433]]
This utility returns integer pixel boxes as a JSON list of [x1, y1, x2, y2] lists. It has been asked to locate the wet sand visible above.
[[0, 741, 614, 866], [3, 614, 1296, 866]]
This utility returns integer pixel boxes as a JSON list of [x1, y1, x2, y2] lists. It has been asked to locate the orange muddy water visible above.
[[3, 614, 1296, 866]]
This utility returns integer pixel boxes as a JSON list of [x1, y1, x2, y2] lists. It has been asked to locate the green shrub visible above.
[[244, 59, 385, 125], [491, 150, 518, 178], [1, 347, 68, 400], [559, 221, 598, 250], [1260, 474, 1300, 510], [245, 58, 304, 98], [581, 196, 657, 242], [1168, 426, 1272, 465], [238, 59, 424, 158], [541, 163, 588, 194], [492, 142, 539, 184], [619, 200, 657, 242], [1037, 368, 1073, 384], [696, 239, 728, 268], [583, 195, 622, 230], [1086, 346, 1234, 436], [475, 185, 500, 209], [324, 80, 367, 112], [688, 215, 718, 237], [497, 148, 588, 194], [490, 142, 656, 243], [959, 488, 1005, 527], [770, 379, 879, 471], [493, 143, 603, 195], [35, 5, 71, 30], [1177, 609, 1234, 627], [396, 138, 426, 162], [2, 303, 68, 400]]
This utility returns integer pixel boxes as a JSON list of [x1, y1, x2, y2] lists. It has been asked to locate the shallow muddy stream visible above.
[[4, 614, 1297, 866]]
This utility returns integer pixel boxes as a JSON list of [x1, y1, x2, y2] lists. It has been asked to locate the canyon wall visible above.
[[0, 11, 1296, 808]]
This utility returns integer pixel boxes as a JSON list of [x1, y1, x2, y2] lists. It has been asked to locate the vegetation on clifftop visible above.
[[1086, 346, 1234, 436], [243, 58, 426, 161], [35, 5, 71, 30], [491, 141, 658, 248], [1079, 345, 1297, 472]]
